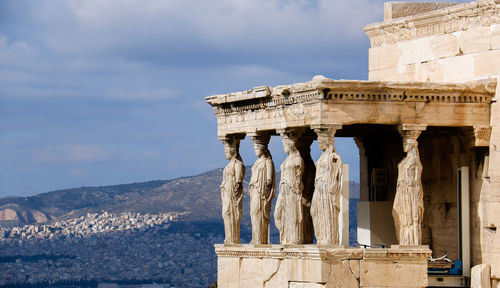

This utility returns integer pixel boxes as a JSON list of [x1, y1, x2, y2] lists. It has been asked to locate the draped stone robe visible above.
[[274, 151, 304, 244], [249, 157, 275, 244], [393, 147, 424, 245], [311, 147, 343, 245], [221, 156, 245, 244]]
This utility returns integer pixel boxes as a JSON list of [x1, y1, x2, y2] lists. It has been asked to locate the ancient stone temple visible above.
[[206, 1, 500, 287]]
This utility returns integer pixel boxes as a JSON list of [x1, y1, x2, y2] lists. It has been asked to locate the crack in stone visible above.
[[328, 263, 334, 282], [263, 259, 282, 287], [349, 261, 361, 287], [347, 261, 357, 279], [325, 261, 337, 288]]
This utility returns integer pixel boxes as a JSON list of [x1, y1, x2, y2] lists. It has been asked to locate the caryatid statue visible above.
[[311, 126, 343, 245], [249, 134, 275, 244], [393, 125, 426, 245], [220, 136, 245, 244], [274, 130, 305, 244]]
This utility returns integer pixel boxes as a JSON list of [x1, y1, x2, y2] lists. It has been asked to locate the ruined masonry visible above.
[[206, 1, 500, 287]]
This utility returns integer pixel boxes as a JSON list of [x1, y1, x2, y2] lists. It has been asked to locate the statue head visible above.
[[403, 138, 417, 153], [315, 128, 336, 152], [318, 133, 334, 152], [398, 126, 423, 154], [282, 135, 297, 155], [251, 134, 271, 158], [223, 138, 240, 160], [254, 143, 267, 157]]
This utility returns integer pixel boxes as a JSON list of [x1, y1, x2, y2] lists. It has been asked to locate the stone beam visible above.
[[207, 77, 495, 137]]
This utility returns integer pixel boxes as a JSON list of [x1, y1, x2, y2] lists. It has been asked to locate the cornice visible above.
[[206, 76, 496, 116], [214, 244, 431, 261]]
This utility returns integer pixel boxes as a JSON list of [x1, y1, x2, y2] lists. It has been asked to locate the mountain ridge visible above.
[[0, 167, 360, 233]]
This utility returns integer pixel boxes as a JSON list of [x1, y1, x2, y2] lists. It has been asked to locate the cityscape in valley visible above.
[[0, 168, 360, 287], [0, 211, 218, 287]]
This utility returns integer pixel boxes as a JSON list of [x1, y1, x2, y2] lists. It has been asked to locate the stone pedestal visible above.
[[215, 244, 431, 288]]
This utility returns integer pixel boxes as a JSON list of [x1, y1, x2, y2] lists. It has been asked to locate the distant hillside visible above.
[[0, 203, 49, 226], [0, 168, 360, 238]]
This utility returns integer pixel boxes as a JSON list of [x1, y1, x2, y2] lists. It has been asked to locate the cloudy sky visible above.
[[0, 0, 467, 197]]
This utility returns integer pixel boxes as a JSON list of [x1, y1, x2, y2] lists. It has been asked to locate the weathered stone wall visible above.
[[366, 1, 500, 84], [365, 0, 500, 280], [419, 128, 476, 261], [215, 244, 431, 288]]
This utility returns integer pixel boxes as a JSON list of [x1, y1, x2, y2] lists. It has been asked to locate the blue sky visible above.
[[0, 0, 466, 197]]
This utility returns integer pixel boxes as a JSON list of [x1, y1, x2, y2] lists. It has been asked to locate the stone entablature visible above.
[[206, 76, 495, 139], [365, 0, 500, 47]]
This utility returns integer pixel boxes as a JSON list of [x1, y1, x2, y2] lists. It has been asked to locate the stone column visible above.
[[354, 137, 369, 201], [311, 124, 343, 245], [248, 133, 275, 244], [297, 134, 316, 244], [220, 135, 246, 244], [274, 129, 305, 244], [393, 124, 426, 245]]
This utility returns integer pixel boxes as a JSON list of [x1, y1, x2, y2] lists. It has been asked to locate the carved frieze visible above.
[[365, 0, 500, 47]]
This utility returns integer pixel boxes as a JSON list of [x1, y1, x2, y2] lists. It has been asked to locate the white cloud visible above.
[[106, 88, 180, 100], [69, 169, 88, 177], [34, 145, 111, 163], [121, 151, 158, 160], [0, 36, 38, 70], [48, 0, 385, 55]]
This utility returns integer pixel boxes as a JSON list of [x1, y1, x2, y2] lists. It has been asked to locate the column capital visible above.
[[276, 128, 304, 140], [249, 133, 271, 145], [398, 124, 426, 140], [247, 130, 271, 137], [310, 123, 343, 131], [398, 124, 427, 132], [218, 134, 246, 142], [312, 124, 342, 140]]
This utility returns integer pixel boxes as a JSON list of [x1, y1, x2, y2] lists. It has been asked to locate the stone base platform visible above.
[[215, 244, 432, 288]]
